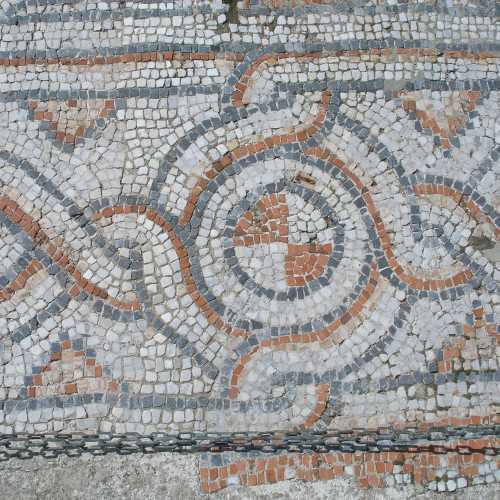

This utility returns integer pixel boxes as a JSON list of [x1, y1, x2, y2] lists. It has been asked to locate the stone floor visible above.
[[0, 453, 499, 500], [0, 0, 498, 496]]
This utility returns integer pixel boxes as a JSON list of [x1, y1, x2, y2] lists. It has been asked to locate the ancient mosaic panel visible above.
[[0, 0, 498, 494]]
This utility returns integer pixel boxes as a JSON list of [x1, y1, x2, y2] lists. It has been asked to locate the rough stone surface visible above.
[[0, 453, 499, 499], [0, 0, 499, 496]]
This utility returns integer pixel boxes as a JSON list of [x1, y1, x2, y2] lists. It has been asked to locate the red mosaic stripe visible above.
[[0, 51, 244, 67], [179, 90, 331, 225]]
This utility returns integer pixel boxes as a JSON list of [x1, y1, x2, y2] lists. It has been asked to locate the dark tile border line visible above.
[[0, 389, 297, 414], [2, 0, 496, 26], [238, 0, 497, 18], [1, 3, 226, 25], [0, 84, 222, 104]]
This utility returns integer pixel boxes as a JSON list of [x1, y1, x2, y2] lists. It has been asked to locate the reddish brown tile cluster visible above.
[[300, 383, 330, 429], [0, 259, 43, 302], [29, 99, 116, 145], [200, 435, 500, 493], [463, 306, 500, 344], [234, 193, 289, 246], [285, 243, 332, 286], [228, 346, 260, 399], [27, 340, 118, 397], [439, 306, 500, 373], [233, 193, 332, 285], [401, 91, 481, 150]]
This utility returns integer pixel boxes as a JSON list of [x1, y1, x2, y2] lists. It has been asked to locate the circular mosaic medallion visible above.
[[188, 150, 376, 336]]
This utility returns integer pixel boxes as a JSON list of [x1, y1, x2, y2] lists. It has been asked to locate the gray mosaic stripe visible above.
[[0, 84, 221, 104], [272, 368, 500, 397], [2, 0, 496, 26], [1, 391, 295, 414], [1, 39, 498, 64], [239, 0, 497, 17], [0, 4, 226, 25]]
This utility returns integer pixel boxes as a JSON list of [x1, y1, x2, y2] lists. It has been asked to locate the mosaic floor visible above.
[[0, 0, 499, 494]]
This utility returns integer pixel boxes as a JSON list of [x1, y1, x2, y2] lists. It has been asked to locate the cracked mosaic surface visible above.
[[0, 0, 499, 494]]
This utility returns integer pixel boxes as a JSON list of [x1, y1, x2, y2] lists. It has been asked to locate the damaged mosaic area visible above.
[[0, 0, 499, 495]]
